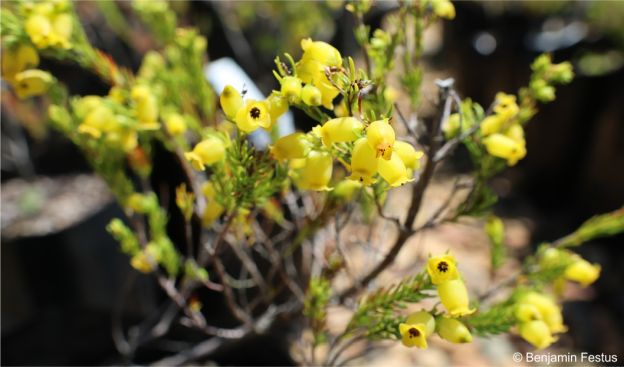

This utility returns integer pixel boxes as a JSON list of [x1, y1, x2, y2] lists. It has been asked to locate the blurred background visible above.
[[2, 1, 623, 365]]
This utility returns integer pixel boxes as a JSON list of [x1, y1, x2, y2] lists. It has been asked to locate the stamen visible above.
[[408, 327, 420, 338], [250, 107, 261, 119], [437, 261, 449, 273]]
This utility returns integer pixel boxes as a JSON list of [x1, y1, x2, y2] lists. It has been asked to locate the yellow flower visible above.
[[301, 84, 322, 106], [443, 113, 460, 139], [493, 92, 519, 121], [105, 129, 138, 152], [480, 115, 504, 137], [366, 118, 395, 160], [235, 100, 271, 133], [393, 141, 424, 171], [432, 0, 456, 20], [482, 133, 526, 166], [519, 320, 557, 349], [378, 152, 413, 187], [73, 95, 103, 119], [165, 113, 187, 136], [50, 13, 73, 49], [175, 184, 195, 221], [131, 85, 159, 129], [25, 14, 53, 49], [505, 123, 525, 145], [184, 137, 226, 170], [406, 311, 436, 336], [564, 257, 601, 287], [399, 323, 428, 349], [427, 254, 460, 285], [220, 85, 243, 120], [78, 105, 117, 138], [201, 181, 224, 226], [294, 150, 333, 191], [348, 137, 378, 185], [25, 12, 73, 50], [267, 92, 288, 125], [515, 303, 542, 323], [320, 117, 363, 146], [332, 179, 362, 201], [281, 76, 303, 103], [270, 132, 310, 161], [1, 44, 39, 84], [437, 278, 475, 317], [12, 69, 53, 99], [296, 39, 342, 109], [436, 317, 473, 343], [520, 292, 567, 333]]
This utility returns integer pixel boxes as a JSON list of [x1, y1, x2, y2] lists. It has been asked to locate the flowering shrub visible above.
[[2, 0, 623, 365]]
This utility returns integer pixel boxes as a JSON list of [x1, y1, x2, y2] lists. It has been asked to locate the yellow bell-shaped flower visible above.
[[348, 137, 378, 185], [564, 257, 601, 287], [296, 39, 342, 109], [235, 100, 272, 133], [437, 278, 475, 317], [50, 13, 73, 49], [270, 133, 310, 161], [393, 141, 423, 171], [131, 85, 159, 129], [280, 76, 302, 103], [294, 150, 333, 191], [301, 84, 322, 106], [12, 69, 53, 99], [483, 133, 526, 166], [220, 85, 243, 120], [164, 113, 187, 136], [406, 311, 436, 337], [78, 105, 114, 138], [480, 115, 504, 137], [299, 38, 342, 68], [436, 317, 473, 344], [505, 123, 525, 145], [399, 323, 428, 349], [520, 292, 567, 333], [378, 152, 413, 187], [432, 0, 456, 20], [366, 118, 395, 160], [320, 117, 363, 147], [519, 320, 557, 349], [184, 137, 226, 171], [427, 254, 460, 285], [201, 181, 224, 227], [493, 92, 519, 121], [515, 303, 542, 323], [25, 14, 53, 49], [2, 44, 39, 84]]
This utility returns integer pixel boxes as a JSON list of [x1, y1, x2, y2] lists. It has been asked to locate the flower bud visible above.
[[432, 0, 456, 20], [348, 137, 378, 185], [270, 132, 310, 161], [281, 76, 302, 103], [220, 85, 243, 120], [320, 117, 363, 146], [299, 38, 342, 67], [131, 85, 159, 128], [165, 113, 187, 136], [201, 181, 224, 226], [184, 137, 226, 170], [437, 278, 475, 317], [235, 100, 272, 133], [519, 320, 556, 349], [267, 92, 288, 124], [301, 84, 322, 106], [332, 180, 362, 201], [436, 317, 472, 343], [366, 118, 395, 160], [25, 14, 52, 49], [482, 133, 526, 166], [427, 254, 460, 285]]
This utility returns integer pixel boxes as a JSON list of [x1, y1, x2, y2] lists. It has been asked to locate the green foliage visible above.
[[347, 271, 434, 340], [464, 301, 516, 337], [555, 207, 624, 248], [485, 215, 506, 269], [304, 277, 332, 345], [107, 218, 140, 256]]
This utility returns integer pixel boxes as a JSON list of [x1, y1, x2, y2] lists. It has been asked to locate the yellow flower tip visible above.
[[185, 137, 226, 170], [300, 38, 342, 67], [437, 278, 475, 317], [301, 84, 322, 106], [281, 76, 303, 103], [515, 303, 543, 323], [519, 320, 557, 350], [25, 14, 53, 48], [220, 85, 243, 120], [366, 119, 395, 160], [520, 292, 567, 334], [394, 141, 422, 170], [399, 323, 428, 349], [480, 115, 504, 136], [13, 69, 53, 99], [349, 138, 378, 185], [427, 254, 460, 285], [406, 311, 436, 337], [378, 152, 414, 187], [202, 200, 224, 227], [130, 251, 156, 274], [564, 257, 601, 287], [77, 123, 102, 139], [294, 151, 333, 191], [270, 132, 310, 161], [320, 117, 364, 147], [436, 317, 473, 344], [165, 113, 188, 136], [235, 100, 272, 133], [433, 0, 456, 20], [2, 44, 40, 82]]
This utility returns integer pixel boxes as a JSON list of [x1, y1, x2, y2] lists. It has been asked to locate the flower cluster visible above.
[[23, 0, 73, 50], [514, 291, 566, 349], [1, 43, 53, 99], [539, 247, 601, 288]]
